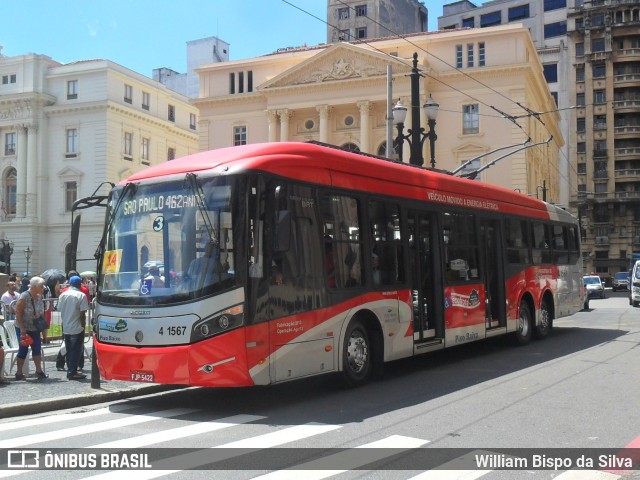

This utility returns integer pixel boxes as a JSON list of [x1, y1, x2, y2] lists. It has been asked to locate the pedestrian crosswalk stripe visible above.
[[92, 414, 266, 448], [252, 434, 429, 480], [216, 422, 342, 448], [0, 408, 197, 448], [552, 471, 621, 479], [406, 449, 494, 479], [0, 407, 121, 433], [88, 422, 343, 480]]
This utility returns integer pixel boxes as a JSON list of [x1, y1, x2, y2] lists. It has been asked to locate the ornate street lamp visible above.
[[392, 53, 439, 168], [24, 246, 32, 277]]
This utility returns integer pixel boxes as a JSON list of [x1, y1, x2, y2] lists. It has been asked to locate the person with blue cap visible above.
[[56, 275, 89, 380]]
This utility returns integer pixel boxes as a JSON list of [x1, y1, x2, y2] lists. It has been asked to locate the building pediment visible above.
[[259, 43, 412, 90], [453, 142, 489, 156], [57, 166, 84, 179]]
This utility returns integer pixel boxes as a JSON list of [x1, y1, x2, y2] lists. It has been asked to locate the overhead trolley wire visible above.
[[281, 0, 583, 191]]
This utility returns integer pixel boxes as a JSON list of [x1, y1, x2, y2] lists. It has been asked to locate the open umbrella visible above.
[[80, 270, 96, 278], [41, 268, 66, 284]]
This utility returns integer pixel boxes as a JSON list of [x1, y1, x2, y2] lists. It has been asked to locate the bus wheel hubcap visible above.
[[519, 315, 528, 336], [347, 331, 368, 373]]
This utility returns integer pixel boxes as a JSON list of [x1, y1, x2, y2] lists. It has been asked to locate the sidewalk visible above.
[[0, 338, 179, 419]]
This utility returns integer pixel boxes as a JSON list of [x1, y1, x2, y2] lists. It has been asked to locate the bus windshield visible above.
[[98, 174, 240, 306]]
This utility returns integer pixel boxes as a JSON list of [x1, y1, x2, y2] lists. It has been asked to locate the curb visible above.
[[0, 384, 181, 419]]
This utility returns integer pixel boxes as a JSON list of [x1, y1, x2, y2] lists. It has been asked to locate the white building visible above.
[[194, 25, 562, 202], [0, 53, 198, 275], [153, 36, 230, 98]]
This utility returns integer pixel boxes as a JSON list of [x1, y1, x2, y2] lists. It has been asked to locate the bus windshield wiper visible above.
[[185, 173, 218, 248], [184, 173, 222, 290]]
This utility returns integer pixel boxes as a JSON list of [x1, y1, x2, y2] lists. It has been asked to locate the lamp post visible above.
[[392, 52, 439, 168], [24, 246, 32, 277], [536, 180, 547, 202], [0, 239, 13, 274]]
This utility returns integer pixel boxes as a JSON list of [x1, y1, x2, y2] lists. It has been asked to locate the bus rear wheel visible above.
[[341, 319, 371, 387], [535, 299, 552, 339], [515, 302, 533, 345]]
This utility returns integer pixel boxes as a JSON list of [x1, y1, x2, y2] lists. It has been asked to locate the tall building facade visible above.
[[327, 0, 427, 43], [0, 53, 198, 275], [153, 36, 230, 98], [194, 25, 562, 201], [438, 0, 572, 208], [567, 0, 640, 276], [439, 0, 640, 279]]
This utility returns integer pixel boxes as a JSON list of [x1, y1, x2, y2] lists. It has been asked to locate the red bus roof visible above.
[[125, 142, 563, 220]]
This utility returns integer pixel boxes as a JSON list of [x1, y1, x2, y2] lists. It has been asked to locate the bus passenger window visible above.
[[442, 212, 479, 283], [506, 219, 530, 264], [532, 222, 551, 264], [368, 200, 403, 287], [321, 194, 363, 289]]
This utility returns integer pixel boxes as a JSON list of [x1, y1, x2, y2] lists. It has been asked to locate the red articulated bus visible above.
[[90, 142, 585, 387]]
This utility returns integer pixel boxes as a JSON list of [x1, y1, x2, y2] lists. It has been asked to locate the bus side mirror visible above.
[[274, 210, 291, 253], [70, 214, 81, 271]]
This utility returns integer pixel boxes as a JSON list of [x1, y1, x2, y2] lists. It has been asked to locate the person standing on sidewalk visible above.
[[1, 281, 19, 320], [56, 270, 91, 371], [57, 276, 88, 381], [14, 276, 48, 380]]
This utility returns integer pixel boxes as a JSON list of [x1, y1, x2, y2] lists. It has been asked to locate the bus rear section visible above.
[[91, 143, 584, 388]]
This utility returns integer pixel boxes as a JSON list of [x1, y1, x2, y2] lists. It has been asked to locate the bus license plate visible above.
[[130, 370, 155, 383]]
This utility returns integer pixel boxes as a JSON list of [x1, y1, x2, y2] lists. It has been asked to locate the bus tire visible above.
[[515, 301, 533, 345], [535, 299, 552, 339], [341, 319, 371, 387]]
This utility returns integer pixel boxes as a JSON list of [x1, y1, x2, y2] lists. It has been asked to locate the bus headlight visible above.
[[191, 304, 244, 342]]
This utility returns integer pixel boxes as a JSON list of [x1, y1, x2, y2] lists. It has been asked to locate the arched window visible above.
[[341, 143, 360, 153], [3, 168, 17, 217], [377, 142, 387, 157]]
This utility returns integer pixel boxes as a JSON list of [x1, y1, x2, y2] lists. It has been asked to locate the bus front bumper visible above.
[[94, 330, 254, 387]]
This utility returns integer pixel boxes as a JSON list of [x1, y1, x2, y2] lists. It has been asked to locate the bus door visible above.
[[480, 219, 506, 329], [408, 211, 443, 344]]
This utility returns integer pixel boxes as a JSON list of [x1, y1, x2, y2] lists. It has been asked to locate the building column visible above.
[[278, 109, 292, 142], [16, 125, 27, 218], [357, 101, 371, 154], [316, 105, 332, 144], [267, 110, 279, 143], [26, 124, 38, 218]]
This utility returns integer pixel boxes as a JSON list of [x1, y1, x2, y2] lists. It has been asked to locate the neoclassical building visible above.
[[194, 25, 563, 203], [0, 53, 198, 275]]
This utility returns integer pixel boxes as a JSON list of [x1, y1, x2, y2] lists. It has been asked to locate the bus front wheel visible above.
[[515, 302, 533, 345], [341, 319, 371, 387]]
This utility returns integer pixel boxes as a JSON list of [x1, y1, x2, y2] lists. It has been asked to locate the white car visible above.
[[630, 261, 640, 307], [583, 275, 605, 299]]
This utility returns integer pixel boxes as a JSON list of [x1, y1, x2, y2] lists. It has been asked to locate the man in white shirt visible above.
[[1, 281, 19, 320], [57, 276, 89, 380]]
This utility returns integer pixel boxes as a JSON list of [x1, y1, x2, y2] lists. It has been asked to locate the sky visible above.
[[2, 0, 450, 78]]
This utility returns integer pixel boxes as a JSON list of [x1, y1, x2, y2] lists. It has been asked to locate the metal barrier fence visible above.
[[1, 297, 94, 345]]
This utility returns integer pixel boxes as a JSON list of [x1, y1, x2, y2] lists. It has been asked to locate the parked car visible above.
[[612, 271, 630, 291], [584, 275, 605, 299], [630, 261, 640, 307]]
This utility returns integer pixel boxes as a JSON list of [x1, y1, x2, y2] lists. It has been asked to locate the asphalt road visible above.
[[1, 290, 638, 479]]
